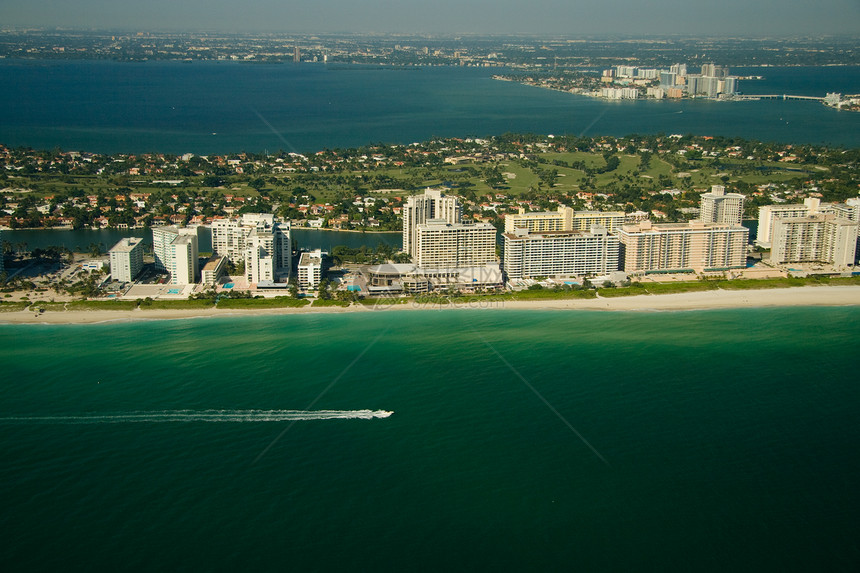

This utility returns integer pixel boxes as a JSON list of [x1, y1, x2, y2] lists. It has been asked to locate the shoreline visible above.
[[2, 285, 859, 325]]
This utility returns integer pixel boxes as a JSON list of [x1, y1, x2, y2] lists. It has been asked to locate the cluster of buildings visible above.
[[108, 213, 329, 291], [601, 63, 740, 100], [756, 197, 860, 267], [102, 186, 860, 297], [500, 185, 859, 283], [502, 186, 749, 279], [211, 214, 291, 286], [366, 189, 503, 294]]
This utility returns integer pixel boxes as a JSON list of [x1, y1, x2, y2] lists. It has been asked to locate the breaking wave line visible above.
[[0, 410, 394, 424]]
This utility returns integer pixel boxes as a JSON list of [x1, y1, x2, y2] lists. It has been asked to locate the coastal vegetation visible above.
[[2, 133, 857, 237]]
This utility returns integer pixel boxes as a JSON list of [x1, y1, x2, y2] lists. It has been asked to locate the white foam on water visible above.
[[0, 409, 394, 424]]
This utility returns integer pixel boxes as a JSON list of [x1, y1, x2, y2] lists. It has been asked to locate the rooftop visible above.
[[109, 237, 144, 253]]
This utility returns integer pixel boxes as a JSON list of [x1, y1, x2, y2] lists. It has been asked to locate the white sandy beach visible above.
[[2, 285, 859, 325]]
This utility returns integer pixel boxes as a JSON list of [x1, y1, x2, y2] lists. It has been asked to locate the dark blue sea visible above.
[[0, 61, 858, 154], [2, 309, 860, 571]]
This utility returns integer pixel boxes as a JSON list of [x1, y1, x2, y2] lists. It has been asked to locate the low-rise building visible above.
[[366, 263, 503, 294], [201, 255, 227, 286]]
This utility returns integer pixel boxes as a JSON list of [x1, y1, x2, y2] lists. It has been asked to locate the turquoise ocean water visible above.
[[2, 308, 859, 571]]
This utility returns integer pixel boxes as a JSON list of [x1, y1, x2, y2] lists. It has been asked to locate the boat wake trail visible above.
[[0, 410, 394, 424]]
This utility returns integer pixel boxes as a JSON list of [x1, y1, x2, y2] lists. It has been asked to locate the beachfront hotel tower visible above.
[[617, 220, 748, 273], [700, 185, 745, 226], [108, 237, 145, 282], [402, 189, 462, 258], [502, 226, 620, 280], [414, 220, 497, 269]]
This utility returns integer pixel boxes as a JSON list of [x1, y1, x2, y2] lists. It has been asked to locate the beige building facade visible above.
[[618, 220, 749, 273]]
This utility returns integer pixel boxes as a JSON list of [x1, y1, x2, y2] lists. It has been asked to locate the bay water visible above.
[[1, 61, 858, 154]]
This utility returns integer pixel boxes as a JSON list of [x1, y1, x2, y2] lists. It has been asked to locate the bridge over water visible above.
[[738, 94, 824, 101]]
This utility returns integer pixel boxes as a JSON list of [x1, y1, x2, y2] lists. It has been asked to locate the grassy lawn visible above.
[[639, 281, 719, 294], [595, 287, 641, 298], [0, 301, 30, 312], [357, 297, 412, 307], [137, 299, 216, 310], [715, 275, 859, 290], [310, 299, 351, 307], [66, 300, 140, 310], [26, 301, 69, 311], [217, 297, 309, 309], [510, 288, 598, 300], [827, 276, 860, 286]]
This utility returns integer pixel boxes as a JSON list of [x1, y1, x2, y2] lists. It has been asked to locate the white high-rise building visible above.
[[770, 214, 858, 267], [152, 226, 200, 284], [402, 189, 462, 258], [243, 219, 291, 285], [700, 185, 745, 226], [722, 77, 738, 95], [211, 217, 247, 262], [822, 198, 860, 223], [756, 198, 822, 247], [415, 220, 496, 269], [108, 237, 145, 282], [502, 226, 620, 280], [211, 214, 291, 284], [169, 236, 198, 285], [298, 249, 326, 288], [660, 71, 677, 87], [211, 214, 288, 263], [618, 220, 749, 273], [669, 63, 687, 76]]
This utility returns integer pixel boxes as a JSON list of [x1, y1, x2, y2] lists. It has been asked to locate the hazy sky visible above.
[[1, 0, 858, 36]]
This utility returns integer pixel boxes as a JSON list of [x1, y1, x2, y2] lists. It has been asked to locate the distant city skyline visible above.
[[2, 0, 858, 36]]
